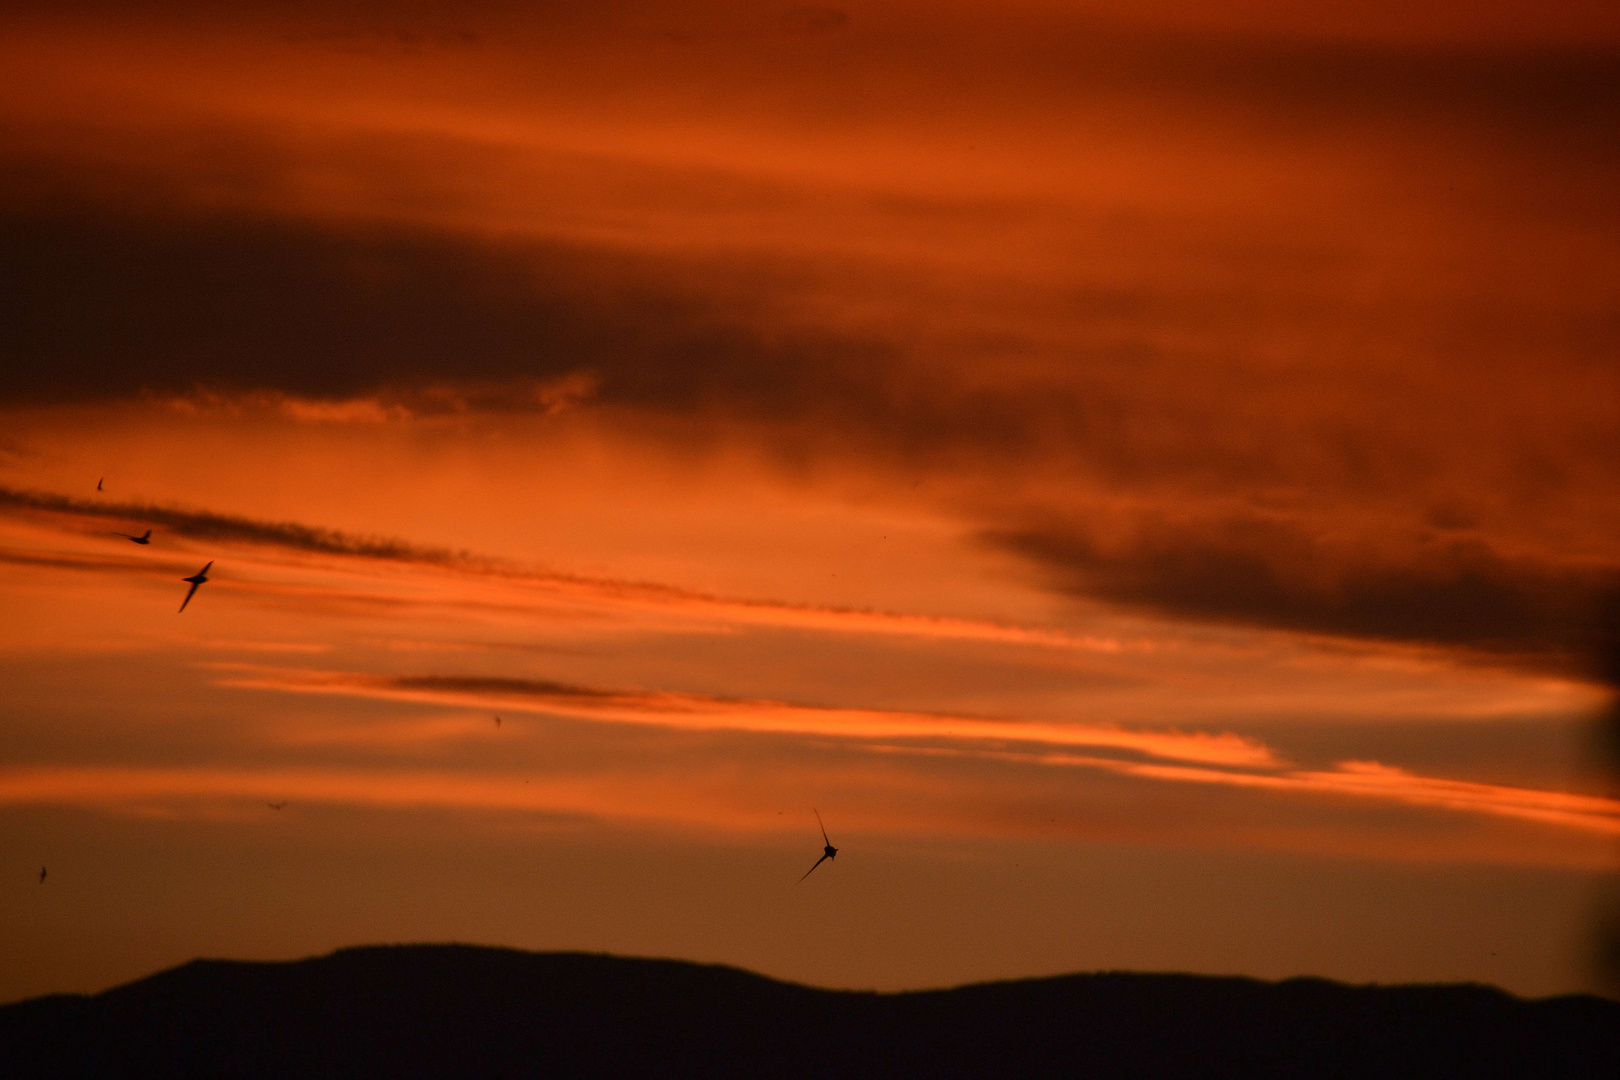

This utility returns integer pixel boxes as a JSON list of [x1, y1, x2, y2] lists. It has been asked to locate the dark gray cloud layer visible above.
[[986, 517, 1619, 671], [3, 183, 1614, 674], [4, 11, 1616, 680], [0, 198, 892, 413]]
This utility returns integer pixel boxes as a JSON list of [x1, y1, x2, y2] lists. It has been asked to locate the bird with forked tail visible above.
[[798, 810, 839, 882], [179, 561, 212, 612]]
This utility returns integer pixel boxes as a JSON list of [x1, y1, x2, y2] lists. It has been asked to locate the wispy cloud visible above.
[[1110, 759, 1620, 837], [0, 484, 1144, 653], [0, 485, 469, 563], [211, 662, 1620, 838], [216, 665, 1277, 768], [864, 741, 1620, 839], [4, 738, 1616, 846]]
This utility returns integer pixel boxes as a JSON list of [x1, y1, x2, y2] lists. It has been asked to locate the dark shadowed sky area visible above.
[[2, 0, 1617, 1003]]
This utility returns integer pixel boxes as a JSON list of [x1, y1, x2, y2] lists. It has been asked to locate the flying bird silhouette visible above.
[[267, 801, 287, 810], [96, 477, 103, 491], [178, 561, 212, 612], [116, 529, 152, 544], [494, 715, 502, 728], [798, 809, 839, 882], [39, 866, 46, 884]]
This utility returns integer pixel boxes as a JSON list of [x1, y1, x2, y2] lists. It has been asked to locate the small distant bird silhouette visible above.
[[494, 715, 502, 728], [39, 866, 46, 884], [178, 560, 212, 612], [96, 477, 103, 492], [117, 529, 152, 545], [798, 809, 838, 882]]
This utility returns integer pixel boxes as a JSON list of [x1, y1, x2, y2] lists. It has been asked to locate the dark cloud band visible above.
[[985, 516, 1619, 672]]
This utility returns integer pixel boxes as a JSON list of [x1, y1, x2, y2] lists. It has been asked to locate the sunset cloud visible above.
[[987, 514, 1619, 668], [2, 0, 1615, 1003], [3, 739, 1615, 846], [1117, 759, 1620, 838], [215, 664, 1280, 768]]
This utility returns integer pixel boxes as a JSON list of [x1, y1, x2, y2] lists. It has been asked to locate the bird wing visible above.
[[179, 580, 202, 612], [198, 561, 213, 575], [798, 853, 831, 883], [815, 808, 830, 846]]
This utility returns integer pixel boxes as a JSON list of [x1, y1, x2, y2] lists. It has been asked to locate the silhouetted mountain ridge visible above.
[[1, 944, 1615, 1078]]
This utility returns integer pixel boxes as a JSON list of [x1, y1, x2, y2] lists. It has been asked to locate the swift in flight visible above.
[[96, 477, 103, 491], [267, 802, 287, 810], [117, 529, 152, 544], [178, 561, 212, 612], [798, 810, 839, 882], [39, 866, 46, 884]]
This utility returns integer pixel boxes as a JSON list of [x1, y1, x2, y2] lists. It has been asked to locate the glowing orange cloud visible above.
[[214, 664, 1278, 768], [201, 663, 1620, 840], [3, 745, 1616, 846], [1116, 760, 1620, 837], [857, 743, 1620, 839]]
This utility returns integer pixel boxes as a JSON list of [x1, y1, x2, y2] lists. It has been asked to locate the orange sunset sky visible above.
[[2, 0, 1618, 1003]]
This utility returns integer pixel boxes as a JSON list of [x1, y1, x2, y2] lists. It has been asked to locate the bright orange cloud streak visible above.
[[859, 745, 1620, 838], [3, 747, 1616, 845], [1118, 761, 1620, 837], [197, 663, 1620, 840], [215, 665, 1277, 768]]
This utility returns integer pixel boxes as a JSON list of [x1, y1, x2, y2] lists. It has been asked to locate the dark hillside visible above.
[[1, 945, 1614, 1079]]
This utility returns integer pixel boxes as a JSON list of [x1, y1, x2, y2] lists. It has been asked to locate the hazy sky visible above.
[[3, 1, 1617, 1004]]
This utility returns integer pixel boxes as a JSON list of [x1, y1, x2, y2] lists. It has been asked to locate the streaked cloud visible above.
[[210, 663, 1620, 838], [1116, 759, 1620, 837], [3, 739, 1615, 847], [216, 664, 1280, 768]]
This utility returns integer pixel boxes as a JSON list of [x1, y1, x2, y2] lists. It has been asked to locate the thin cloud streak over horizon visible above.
[[213, 664, 1281, 768], [1, 747, 1615, 848], [195, 661, 1620, 843]]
